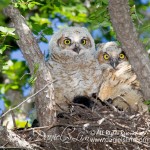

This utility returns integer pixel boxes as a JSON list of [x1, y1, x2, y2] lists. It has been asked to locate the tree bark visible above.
[[4, 5, 56, 126], [0, 126, 40, 149], [108, 0, 150, 100]]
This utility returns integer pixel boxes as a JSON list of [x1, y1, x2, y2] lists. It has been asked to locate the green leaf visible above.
[[14, 3, 19, 8], [20, 3, 28, 10], [144, 100, 150, 105], [99, 21, 111, 27], [0, 26, 15, 33], [10, 85, 19, 90], [89, 14, 96, 20], [2, 97, 11, 109], [0, 85, 6, 94], [28, 3, 35, 10], [30, 14, 51, 25], [102, 0, 108, 4], [3, 60, 28, 81], [0, 26, 18, 39], [32, 24, 42, 32], [15, 120, 31, 128], [0, 45, 11, 54], [43, 27, 53, 35], [0, 45, 6, 54]]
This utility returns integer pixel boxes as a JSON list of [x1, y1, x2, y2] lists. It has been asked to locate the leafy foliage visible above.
[[0, 60, 29, 109]]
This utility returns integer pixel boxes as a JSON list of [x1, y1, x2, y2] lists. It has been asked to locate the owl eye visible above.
[[81, 39, 86, 45], [103, 54, 110, 60], [64, 39, 71, 45], [119, 53, 125, 59]]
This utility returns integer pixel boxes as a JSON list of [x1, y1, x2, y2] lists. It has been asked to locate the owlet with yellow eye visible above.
[[47, 27, 102, 112], [97, 42, 148, 113]]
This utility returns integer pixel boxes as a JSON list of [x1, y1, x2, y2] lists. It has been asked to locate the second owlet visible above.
[[47, 27, 102, 111], [97, 42, 148, 113]]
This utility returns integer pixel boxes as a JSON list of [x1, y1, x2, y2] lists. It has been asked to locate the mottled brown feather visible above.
[[97, 42, 148, 113]]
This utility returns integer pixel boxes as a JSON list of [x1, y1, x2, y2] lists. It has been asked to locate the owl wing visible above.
[[98, 67, 148, 113]]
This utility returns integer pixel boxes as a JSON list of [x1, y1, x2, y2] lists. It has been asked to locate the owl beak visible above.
[[110, 58, 119, 69], [73, 45, 81, 54]]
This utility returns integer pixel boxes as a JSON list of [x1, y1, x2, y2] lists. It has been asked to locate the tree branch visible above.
[[4, 5, 43, 72], [0, 126, 39, 149], [4, 5, 56, 126], [108, 0, 150, 99]]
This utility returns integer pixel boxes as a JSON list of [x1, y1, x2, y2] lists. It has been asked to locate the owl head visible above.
[[49, 27, 95, 57], [97, 42, 128, 69]]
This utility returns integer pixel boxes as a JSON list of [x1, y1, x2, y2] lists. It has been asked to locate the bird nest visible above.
[[16, 100, 150, 150]]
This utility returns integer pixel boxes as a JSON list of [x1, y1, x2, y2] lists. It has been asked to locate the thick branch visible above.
[[4, 5, 43, 72], [4, 5, 56, 126], [108, 0, 150, 99], [0, 126, 39, 149]]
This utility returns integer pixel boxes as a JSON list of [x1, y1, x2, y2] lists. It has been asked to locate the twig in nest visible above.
[[70, 102, 100, 118], [17, 125, 50, 133], [113, 121, 131, 130], [55, 103, 66, 112], [102, 100, 119, 112], [120, 134, 150, 148]]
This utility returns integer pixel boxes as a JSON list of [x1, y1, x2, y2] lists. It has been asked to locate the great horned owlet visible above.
[[47, 27, 102, 111], [97, 42, 148, 113]]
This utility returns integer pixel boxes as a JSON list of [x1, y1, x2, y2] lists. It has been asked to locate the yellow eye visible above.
[[81, 39, 86, 45], [64, 39, 71, 45], [119, 53, 125, 59], [103, 54, 109, 60]]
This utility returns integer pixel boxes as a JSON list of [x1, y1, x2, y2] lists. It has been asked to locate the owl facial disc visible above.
[[49, 27, 95, 56]]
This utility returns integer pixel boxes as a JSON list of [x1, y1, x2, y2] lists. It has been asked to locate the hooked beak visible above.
[[110, 58, 119, 69], [73, 47, 81, 54], [73, 42, 81, 54], [73, 43, 81, 54]]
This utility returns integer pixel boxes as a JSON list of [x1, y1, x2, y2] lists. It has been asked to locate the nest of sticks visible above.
[[15, 98, 150, 150]]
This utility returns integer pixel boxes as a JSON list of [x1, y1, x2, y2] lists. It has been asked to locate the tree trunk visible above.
[[0, 126, 39, 149], [108, 0, 150, 100], [4, 5, 56, 126]]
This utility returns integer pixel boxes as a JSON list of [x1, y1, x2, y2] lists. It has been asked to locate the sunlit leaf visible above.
[[15, 120, 31, 128], [10, 85, 19, 90]]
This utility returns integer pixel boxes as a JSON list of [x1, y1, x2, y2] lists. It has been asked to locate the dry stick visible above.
[[11, 111, 17, 129], [20, 73, 31, 80], [120, 134, 150, 148], [0, 80, 56, 119], [17, 126, 50, 133], [141, 123, 150, 137], [71, 102, 101, 118]]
